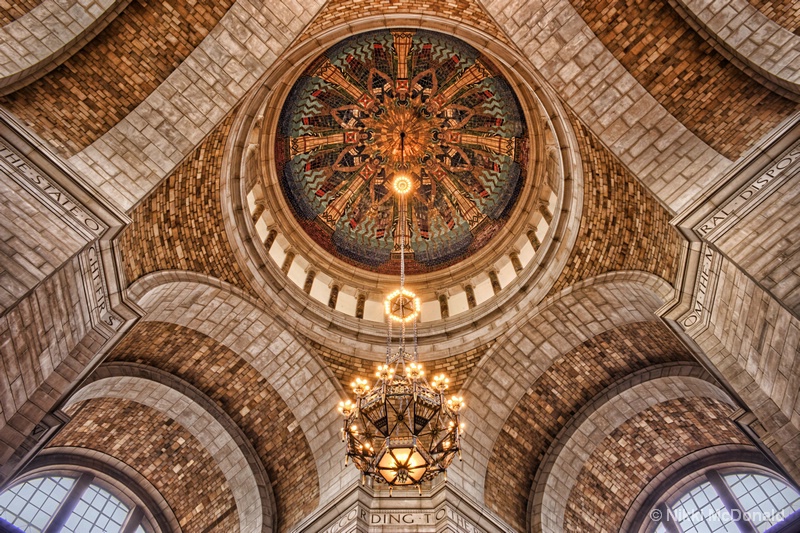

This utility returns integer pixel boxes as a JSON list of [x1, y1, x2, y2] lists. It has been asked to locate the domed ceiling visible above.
[[275, 29, 528, 275]]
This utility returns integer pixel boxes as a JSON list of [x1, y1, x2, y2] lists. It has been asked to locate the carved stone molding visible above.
[[293, 483, 514, 533]]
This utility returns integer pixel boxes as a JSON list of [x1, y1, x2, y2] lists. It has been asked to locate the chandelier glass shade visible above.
[[338, 355, 464, 489], [338, 130, 464, 491]]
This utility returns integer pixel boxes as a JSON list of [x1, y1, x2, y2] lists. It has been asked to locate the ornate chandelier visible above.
[[338, 133, 464, 492]]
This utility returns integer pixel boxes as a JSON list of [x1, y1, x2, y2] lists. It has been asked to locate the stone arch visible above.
[[480, 0, 748, 213], [25, 447, 182, 533], [530, 368, 736, 533], [671, 0, 800, 98], [126, 271, 355, 504], [0, 0, 130, 95], [621, 446, 774, 533], [450, 271, 672, 501], [65, 0, 325, 211], [67, 369, 274, 532]]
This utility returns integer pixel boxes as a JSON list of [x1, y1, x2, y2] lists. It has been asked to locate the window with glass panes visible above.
[[0, 472, 149, 533], [648, 469, 800, 533]]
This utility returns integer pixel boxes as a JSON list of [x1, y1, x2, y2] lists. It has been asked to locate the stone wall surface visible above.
[[69, 370, 272, 533], [713, 175, 800, 314], [0, 0, 131, 96], [0, 1, 43, 25], [484, 321, 693, 531], [567, 0, 798, 160], [107, 320, 318, 532], [65, 0, 325, 211], [0, 156, 88, 312], [1, 0, 236, 156], [300, 0, 514, 47], [688, 251, 800, 481], [482, 0, 754, 213], [675, 0, 800, 97], [748, 0, 800, 32], [564, 397, 749, 532], [452, 277, 667, 501], [310, 340, 491, 394], [549, 113, 682, 294], [53, 397, 239, 532], [118, 108, 254, 294]]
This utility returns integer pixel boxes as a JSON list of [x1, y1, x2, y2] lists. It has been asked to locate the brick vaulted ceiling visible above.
[[2, 0, 798, 532]]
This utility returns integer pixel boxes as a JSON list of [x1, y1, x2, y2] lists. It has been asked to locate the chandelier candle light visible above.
[[338, 131, 464, 493]]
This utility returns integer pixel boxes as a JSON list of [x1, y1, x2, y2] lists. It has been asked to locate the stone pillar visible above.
[[264, 229, 277, 252], [328, 284, 339, 309], [509, 251, 523, 274], [251, 202, 265, 224], [538, 200, 553, 224], [303, 270, 316, 294], [0, 112, 139, 484], [661, 124, 800, 483], [438, 293, 449, 319], [356, 293, 366, 319], [281, 250, 295, 274], [488, 271, 501, 295], [527, 229, 540, 251], [464, 284, 476, 309]]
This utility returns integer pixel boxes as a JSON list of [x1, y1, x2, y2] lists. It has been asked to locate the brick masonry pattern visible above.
[[549, 113, 682, 295], [107, 321, 319, 532], [0, 0, 236, 156], [119, 108, 254, 293], [568, 0, 798, 160], [51, 397, 238, 532], [748, 0, 800, 33], [484, 321, 694, 532], [309, 340, 491, 394], [299, 0, 514, 47], [0, 0, 43, 25], [564, 396, 750, 531]]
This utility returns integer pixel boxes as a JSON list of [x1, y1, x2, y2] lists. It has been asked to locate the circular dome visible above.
[[275, 29, 528, 275]]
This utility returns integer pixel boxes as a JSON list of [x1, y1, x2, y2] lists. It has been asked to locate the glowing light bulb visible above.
[[377, 364, 394, 380], [407, 362, 424, 380], [432, 374, 450, 392], [447, 396, 464, 412], [393, 174, 413, 195], [351, 377, 369, 396], [338, 400, 355, 416]]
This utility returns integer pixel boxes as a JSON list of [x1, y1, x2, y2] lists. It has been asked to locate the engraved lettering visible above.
[[698, 142, 800, 237], [1, 141, 104, 236]]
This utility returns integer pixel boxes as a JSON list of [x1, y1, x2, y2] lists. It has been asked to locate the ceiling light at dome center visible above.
[[337, 153, 464, 491]]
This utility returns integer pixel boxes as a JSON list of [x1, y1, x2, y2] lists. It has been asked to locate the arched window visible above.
[[0, 471, 150, 533], [645, 468, 800, 533]]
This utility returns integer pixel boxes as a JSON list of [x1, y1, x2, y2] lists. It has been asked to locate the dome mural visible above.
[[276, 29, 528, 274]]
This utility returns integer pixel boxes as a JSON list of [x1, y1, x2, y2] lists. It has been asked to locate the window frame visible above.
[[0, 468, 154, 533], [640, 463, 800, 533]]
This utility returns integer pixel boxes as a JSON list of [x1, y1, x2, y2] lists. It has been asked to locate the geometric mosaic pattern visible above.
[[276, 29, 528, 273]]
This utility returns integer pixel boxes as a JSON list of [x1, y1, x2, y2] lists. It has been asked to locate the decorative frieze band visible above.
[[81, 245, 123, 332], [677, 243, 721, 334], [0, 140, 106, 240], [297, 485, 513, 533], [317, 502, 486, 533], [696, 140, 800, 241]]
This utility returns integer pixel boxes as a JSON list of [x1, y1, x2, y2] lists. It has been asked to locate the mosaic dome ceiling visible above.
[[276, 29, 528, 274]]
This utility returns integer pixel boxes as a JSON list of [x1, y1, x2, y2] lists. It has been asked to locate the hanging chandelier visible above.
[[338, 132, 464, 492]]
